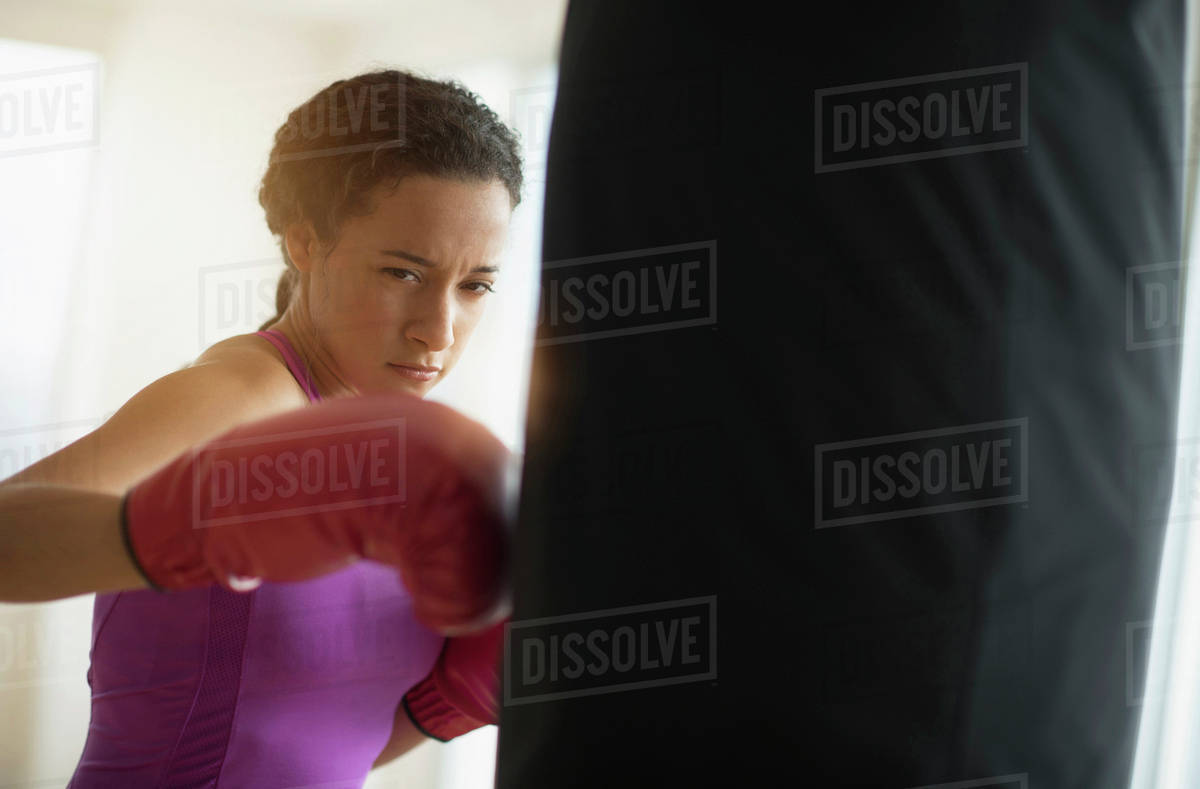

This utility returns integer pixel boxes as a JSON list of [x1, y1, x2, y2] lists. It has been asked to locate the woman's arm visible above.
[[0, 482, 145, 601], [0, 344, 309, 600], [2, 347, 308, 496]]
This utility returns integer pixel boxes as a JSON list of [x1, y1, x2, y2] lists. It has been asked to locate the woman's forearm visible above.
[[0, 482, 148, 601]]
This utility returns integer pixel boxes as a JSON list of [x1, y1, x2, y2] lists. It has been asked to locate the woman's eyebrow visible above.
[[380, 248, 499, 274]]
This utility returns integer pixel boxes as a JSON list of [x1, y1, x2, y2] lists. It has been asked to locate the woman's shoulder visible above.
[[8, 335, 311, 493], [195, 331, 277, 363], [192, 333, 310, 409]]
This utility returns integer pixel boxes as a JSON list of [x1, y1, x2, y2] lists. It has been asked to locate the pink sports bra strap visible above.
[[255, 330, 322, 403]]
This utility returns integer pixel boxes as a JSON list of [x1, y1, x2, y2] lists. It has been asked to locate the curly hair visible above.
[[256, 68, 524, 331]]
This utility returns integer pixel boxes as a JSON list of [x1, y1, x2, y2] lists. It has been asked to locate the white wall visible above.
[[0, 0, 565, 785]]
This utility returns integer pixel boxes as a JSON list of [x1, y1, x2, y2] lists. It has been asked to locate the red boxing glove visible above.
[[120, 393, 515, 634], [402, 617, 506, 741]]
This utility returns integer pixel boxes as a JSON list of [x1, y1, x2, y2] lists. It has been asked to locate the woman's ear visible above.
[[284, 222, 322, 273]]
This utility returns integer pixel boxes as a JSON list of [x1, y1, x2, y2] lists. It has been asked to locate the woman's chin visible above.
[[354, 363, 444, 397], [388, 376, 435, 398]]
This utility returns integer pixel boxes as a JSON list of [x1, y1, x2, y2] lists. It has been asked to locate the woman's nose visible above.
[[405, 291, 455, 351]]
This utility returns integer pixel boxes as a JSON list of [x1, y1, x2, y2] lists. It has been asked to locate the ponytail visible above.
[[257, 240, 299, 332]]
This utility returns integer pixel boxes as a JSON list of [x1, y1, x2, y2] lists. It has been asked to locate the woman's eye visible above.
[[385, 268, 418, 282]]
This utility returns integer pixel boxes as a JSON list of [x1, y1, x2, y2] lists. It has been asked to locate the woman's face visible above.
[[305, 174, 512, 397]]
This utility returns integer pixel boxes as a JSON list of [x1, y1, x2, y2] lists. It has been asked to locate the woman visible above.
[[0, 68, 521, 786]]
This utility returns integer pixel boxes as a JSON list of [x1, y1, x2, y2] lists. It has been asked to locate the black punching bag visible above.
[[498, 2, 1185, 786]]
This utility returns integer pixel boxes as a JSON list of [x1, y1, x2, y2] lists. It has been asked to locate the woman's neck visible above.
[[264, 310, 359, 401]]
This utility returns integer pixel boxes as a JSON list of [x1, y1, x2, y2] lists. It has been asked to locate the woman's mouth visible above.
[[389, 363, 439, 382]]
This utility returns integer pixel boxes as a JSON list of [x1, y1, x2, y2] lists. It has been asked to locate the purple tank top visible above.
[[68, 330, 445, 788]]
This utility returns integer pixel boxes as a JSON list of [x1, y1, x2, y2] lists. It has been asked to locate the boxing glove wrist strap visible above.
[[119, 491, 166, 593], [402, 674, 487, 742]]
